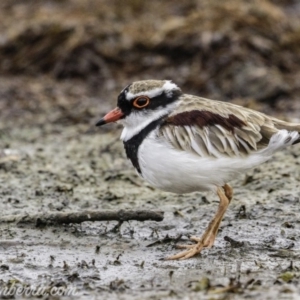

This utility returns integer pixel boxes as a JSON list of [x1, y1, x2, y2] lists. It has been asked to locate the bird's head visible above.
[[96, 80, 182, 141]]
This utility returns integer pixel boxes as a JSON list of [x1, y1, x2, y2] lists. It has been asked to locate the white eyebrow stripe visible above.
[[125, 81, 179, 100]]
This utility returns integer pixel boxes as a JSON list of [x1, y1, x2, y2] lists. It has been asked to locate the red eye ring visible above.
[[133, 96, 150, 108]]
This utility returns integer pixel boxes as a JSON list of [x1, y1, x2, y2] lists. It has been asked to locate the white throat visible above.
[[120, 102, 177, 141]]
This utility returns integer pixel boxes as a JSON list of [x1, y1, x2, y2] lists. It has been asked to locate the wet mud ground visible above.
[[0, 95, 300, 299], [1, 0, 300, 299]]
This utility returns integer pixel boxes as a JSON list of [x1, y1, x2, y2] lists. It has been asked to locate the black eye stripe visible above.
[[139, 90, 182, 110], [117, 89, 182, 116]]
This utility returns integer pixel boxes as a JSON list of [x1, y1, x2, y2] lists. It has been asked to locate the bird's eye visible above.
[[133, 96, 150, 108]]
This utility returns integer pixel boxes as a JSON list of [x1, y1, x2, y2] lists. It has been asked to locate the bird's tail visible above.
[[260, 130, 299, 158], [272, 119, 300, 145]]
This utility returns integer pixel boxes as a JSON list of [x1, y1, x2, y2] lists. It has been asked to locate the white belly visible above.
[[138, 131, 272, 194]]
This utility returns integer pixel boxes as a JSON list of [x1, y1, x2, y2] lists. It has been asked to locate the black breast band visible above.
[[123, 115, 166, 174]]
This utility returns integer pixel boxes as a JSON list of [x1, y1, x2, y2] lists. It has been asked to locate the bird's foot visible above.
[[190, 235, 215, 248], [166, 234, 215, 260], [166, 240, 204, 260]]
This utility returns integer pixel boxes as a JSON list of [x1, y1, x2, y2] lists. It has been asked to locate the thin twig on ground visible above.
[[0, 210, 164, 227]]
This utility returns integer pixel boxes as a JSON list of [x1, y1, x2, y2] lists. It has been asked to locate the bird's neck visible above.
[[120, 103, 176, 142], [122, 115, 167, 174]]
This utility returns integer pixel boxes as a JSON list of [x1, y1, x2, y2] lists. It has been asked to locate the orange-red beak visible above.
[[95, 107, 124, 126]]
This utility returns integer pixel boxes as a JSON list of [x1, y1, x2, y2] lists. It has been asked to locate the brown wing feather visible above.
[[157, 95, 300, 158]]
